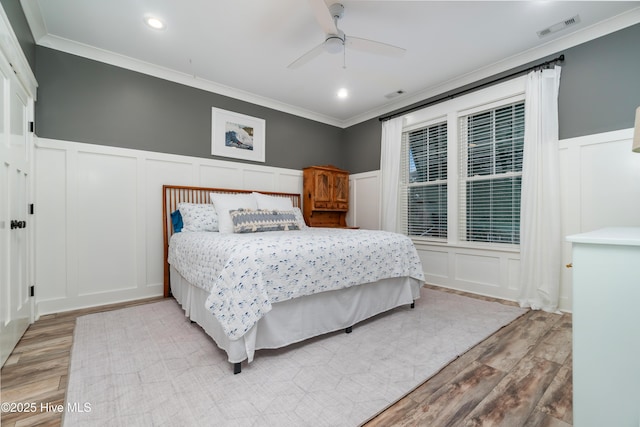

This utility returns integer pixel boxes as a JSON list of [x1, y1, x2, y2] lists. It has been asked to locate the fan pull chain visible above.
[[343, 40, 347, 69]]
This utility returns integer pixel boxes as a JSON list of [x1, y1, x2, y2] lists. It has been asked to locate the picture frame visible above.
[[211, 107, 265, 163]]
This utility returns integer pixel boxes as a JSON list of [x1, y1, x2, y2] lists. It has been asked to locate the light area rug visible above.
[[64, 287, 526, 426]]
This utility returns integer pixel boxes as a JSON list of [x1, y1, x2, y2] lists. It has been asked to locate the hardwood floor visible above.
[[365, 286, 573, 427], [1, 286, 572, 427]]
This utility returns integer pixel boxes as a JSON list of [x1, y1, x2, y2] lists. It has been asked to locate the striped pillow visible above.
[[230, 209, 300, 233]]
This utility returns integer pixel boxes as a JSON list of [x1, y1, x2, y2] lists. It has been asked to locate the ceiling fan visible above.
[[287, 1, 406, 69]]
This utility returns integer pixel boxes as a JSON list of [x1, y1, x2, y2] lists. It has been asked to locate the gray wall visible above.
[[557, 23, 640, 139], [6, 0, 638, 175], [344, 23, 640, 173], [34, 47, 346, 171], [343, 119, 382, 173]]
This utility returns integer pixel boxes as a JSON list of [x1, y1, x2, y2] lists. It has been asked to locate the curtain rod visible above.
[[378, 54, 565, 122]]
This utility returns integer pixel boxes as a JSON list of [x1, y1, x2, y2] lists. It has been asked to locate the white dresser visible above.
[[567, 227, 640, 427]]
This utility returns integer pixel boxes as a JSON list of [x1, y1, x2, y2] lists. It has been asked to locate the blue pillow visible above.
[[171, 210, 183, 233]]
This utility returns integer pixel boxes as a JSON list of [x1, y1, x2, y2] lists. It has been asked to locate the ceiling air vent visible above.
[[385, 90, 405, 100], [537, 14, 581, 38]]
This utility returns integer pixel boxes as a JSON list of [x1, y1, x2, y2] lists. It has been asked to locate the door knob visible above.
[[10, 220, 26, 229]]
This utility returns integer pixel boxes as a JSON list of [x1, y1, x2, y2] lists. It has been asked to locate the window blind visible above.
[[400, 122, 447, 239], [458, 102, 524, 244]]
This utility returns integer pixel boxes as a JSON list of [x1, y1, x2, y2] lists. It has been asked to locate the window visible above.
[[397, 77, 526, 247], [400, 122, 447, 239], [459, 102, 524, 244]]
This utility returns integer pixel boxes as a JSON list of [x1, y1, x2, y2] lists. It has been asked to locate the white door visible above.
[[0, 55, 34, 367]]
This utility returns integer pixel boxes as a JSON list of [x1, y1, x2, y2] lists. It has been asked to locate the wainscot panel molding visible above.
[[33, 137, 303, 316], [558, 127, 640, 313], [348, 128, 640, 313], [414, 242, 522, 304], [348, 171, 381, 230], [32, 129, 640, 315]]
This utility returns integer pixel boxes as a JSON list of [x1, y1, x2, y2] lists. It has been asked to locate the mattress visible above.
[[168, 227, 425, 341]]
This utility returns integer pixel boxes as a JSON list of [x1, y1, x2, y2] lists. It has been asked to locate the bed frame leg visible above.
[[411, 301, 415, 309], [345, 326, 352, 334], [233, 362, 241, 374]]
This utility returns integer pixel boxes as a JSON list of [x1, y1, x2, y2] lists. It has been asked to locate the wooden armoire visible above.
[[302, 165, 349, 227]]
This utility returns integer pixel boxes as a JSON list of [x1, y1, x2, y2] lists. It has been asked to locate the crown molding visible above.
[[342, 6, 640, 128], [21, 0, 343, 125], [21, 3, 640, 129], [0, 2, 38, 98], [36, 33, 346, 128]]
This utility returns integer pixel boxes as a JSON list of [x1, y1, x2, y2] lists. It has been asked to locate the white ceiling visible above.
[[21, 0, 640, 127]]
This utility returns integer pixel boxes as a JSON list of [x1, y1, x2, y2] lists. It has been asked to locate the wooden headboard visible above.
[[162, 185, 302, 297]]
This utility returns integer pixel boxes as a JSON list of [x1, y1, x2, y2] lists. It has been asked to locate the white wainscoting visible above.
[[348, 171, 381, 230], [34, 129, 640, 315], [348, 128, 640, 312], [558, 128, 640, 312], [34, 138, 303, 316]]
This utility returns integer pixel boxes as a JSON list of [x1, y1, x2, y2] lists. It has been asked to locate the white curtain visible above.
[[380, 116, 404, 232], [518, 66, 562, 312]]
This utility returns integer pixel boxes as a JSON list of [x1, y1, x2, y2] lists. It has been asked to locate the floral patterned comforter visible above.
[[168, 228, 424, 340]]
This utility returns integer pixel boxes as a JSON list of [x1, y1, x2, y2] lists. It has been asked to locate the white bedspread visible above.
[[168, 228, 424, 340]]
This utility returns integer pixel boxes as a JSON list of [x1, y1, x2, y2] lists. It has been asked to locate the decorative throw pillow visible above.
[[177, 203, 219, 232], [252, 192, 294, 211], [253, 192, 307, 228], [230, 209, 300, 233], [170, 210, 184, 233], [210, 193, 258, 233]]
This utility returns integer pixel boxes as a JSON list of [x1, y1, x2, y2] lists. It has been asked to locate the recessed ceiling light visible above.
[[337, 88, 348, 99], [144, 16, 165, 30]]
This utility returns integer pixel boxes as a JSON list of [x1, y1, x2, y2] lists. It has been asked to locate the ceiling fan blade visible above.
[[346, 36, 406, 58], [307, 0, 338, 35], [287, 42, 326, 69]]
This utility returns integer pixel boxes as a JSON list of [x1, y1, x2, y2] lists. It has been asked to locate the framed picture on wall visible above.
[[211, 107, 265, 163]]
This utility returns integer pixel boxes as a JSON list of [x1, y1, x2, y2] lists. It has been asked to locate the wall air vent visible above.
[[385, 90, 405, 99], [537, 14, 581, 38]]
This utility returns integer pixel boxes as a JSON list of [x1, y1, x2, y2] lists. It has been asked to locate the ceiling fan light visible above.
[[324, 35, 343, 54]]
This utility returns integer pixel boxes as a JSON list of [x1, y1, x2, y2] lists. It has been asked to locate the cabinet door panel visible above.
[[334, 173, 349, 204], [314, 171, 332, 203]]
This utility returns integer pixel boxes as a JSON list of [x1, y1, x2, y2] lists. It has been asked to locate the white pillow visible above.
[[210, 193, 258, 233], [252, 192, 294, 211], [293, 207, 308, 229], [177, 203, 219, 232]]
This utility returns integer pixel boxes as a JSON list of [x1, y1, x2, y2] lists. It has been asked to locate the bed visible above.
[[162, 185, 425, 373]]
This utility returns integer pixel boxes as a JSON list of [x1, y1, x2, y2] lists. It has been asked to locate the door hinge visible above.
[[29, 121, 34, 133], [30, 285, 35, 297], [29, 203, 34, 215]]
